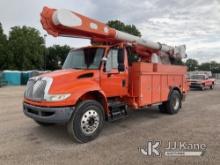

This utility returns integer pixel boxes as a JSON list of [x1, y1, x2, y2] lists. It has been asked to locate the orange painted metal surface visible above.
[[99, 46, 129, 97], [24, 69, 104, 107], [41, 7, 116, 40], [128, 62, 188, 107]]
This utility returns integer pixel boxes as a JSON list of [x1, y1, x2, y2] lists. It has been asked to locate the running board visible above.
[[108, 101, 128, 121]]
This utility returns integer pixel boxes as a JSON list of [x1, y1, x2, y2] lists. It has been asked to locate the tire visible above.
[[165, 90, 182, 114], [201, 84, 205, 91], [67, 100, 104, 143], [35, 120, 55, 126], [210, 84, 214, 90], [159, 103, 167, 113]]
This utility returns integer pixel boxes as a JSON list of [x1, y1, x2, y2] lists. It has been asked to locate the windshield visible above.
[[191, 75, 205, 80], [62, 48, 104, 69]]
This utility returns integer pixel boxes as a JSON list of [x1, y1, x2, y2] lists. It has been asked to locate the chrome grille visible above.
[[25, 78, 47, 100]]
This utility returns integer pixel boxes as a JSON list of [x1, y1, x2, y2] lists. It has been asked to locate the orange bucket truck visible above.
[[23, 7, 188, 143]]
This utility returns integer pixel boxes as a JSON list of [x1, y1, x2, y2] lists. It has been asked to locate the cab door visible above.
[[100, 48, 128, 97]]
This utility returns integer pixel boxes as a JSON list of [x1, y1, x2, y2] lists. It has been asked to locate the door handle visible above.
[[122, 79, 126, 87]]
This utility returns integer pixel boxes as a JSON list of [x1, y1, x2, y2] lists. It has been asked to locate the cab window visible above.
[[106, 49, 119, 71]]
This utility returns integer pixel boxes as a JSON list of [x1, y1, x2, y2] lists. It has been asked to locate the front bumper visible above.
[[23, 102, 74, 123], [190, 83, 203, 88]]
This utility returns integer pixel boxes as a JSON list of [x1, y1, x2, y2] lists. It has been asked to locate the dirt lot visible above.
[[0, 85, 220, 165]]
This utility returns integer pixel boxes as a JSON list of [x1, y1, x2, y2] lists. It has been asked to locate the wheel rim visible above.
[[173, 97, 180, 111], [80, 110, 100, 135]]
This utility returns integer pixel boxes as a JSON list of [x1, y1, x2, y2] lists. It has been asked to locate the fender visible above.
[[168, 86, 182, 100], [66, 80, 108, 111]]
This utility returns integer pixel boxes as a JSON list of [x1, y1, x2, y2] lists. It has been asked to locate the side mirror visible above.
[[118, 48, 125, 72]]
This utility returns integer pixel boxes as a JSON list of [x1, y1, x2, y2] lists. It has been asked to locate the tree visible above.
[[107, 20, 141, 37], [8, 26, 44, 70], [209, 61, 220, 73], [0, 23, 9, 70], [185, 58, 199, 71], [46, 45, 71, 70], [199, 61, 220, 73]]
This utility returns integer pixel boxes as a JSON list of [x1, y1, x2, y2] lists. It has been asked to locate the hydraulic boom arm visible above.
[[41, 7, 186, 60]]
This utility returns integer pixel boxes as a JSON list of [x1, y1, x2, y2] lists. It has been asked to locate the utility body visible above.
[[23, 7, 188, 143]]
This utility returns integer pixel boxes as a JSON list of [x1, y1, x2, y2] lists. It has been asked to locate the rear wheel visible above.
[[67, 100, 104, 143], [159, 90, 182, 114], [167, 90, 181, 114], [158, 103, 167, 113]]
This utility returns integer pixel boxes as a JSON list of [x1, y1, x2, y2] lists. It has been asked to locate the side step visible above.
[[108, 101, 128, 121]]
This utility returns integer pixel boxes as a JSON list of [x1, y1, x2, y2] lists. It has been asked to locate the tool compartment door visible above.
[[161, 75, 169, 101], [152, 75, 161, 103], [139, 75, 152, 106]]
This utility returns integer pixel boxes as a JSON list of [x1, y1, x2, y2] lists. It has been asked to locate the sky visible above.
[[0, 0, 219, 63]]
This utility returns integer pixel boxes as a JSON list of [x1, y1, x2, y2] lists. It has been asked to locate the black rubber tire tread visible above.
[[159, 103, 168, 113], [201, 84, 205, 91], [166, 90, 181, 114], [67, 100, 104, 143]]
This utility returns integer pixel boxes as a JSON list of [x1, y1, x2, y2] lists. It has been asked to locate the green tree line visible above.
[[185, 58, 220, 73], [0, 20, 142, 71], [0, 23, 71, 71]]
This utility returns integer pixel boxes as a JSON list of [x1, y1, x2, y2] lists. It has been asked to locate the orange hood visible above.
[[40, 69, 100, 94]]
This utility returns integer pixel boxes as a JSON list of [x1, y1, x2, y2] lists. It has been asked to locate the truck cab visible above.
[[23, 44, 130, 141]]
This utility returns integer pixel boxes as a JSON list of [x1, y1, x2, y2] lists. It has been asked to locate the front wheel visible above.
[[201, 84, 205, 91], [67, 100, 104, 143], [210, 84, 214, 90]]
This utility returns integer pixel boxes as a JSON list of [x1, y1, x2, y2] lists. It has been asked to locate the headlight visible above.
[[42, 77, 71, 102], [45, 94, 71, 102]]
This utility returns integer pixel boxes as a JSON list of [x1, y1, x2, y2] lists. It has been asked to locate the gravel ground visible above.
[[0, 85, 220, 165]]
